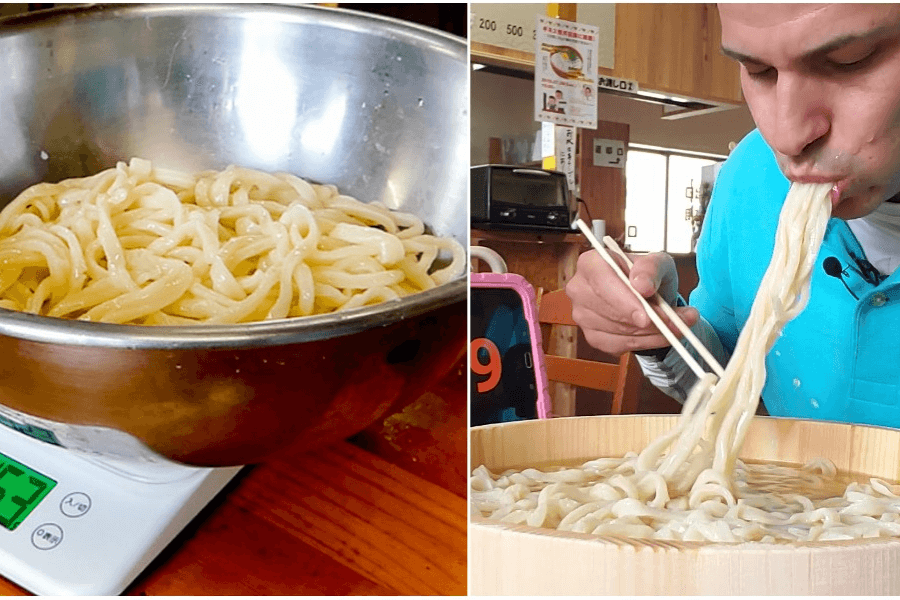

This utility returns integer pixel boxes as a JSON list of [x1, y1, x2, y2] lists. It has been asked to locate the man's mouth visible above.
[[784, 172, 848, 207], [786, 173, 843, 184], [831, 180, 850, 207]]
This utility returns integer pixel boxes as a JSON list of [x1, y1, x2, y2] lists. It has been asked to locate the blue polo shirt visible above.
[[692, 129, 900, 427]]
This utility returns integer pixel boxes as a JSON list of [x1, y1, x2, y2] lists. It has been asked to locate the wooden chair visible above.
[[537, 288, 643, 416]]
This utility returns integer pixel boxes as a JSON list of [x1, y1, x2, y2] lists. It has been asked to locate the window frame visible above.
[[625, 144, 727, 256]]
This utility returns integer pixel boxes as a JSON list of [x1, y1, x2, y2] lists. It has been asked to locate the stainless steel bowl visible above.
[[0, 4, 467, 466]]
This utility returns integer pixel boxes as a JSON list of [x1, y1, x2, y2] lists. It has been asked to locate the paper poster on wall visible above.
[[534, 16, 599, 129], [555, 125, 577, 195]]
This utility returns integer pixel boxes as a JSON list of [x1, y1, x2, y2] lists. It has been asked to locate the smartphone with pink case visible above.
[[470, 272, 551, 425]]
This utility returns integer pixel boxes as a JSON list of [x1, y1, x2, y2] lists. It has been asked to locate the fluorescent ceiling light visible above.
[[629, 142, 728, 160]]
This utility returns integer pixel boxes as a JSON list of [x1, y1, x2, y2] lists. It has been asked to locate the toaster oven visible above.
[[471, 165, 576, 232]]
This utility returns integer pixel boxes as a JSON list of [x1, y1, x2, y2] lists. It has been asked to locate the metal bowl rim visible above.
[[0, 277, 466, 349], [0, 2, 467, 52], [0, 2, 468, 350]]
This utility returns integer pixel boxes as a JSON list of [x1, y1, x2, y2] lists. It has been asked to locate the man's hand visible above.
[[565, 249, 699, 356]]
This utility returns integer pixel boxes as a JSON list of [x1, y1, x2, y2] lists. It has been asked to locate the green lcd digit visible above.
[[0, 452, 57, 531]]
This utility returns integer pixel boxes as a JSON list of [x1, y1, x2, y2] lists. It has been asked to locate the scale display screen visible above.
[[0, 451, 56, 531]]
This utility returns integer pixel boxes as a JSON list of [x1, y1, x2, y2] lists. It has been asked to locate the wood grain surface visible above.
[[471, 4, 743, 105], [0, 359, 467, 596]]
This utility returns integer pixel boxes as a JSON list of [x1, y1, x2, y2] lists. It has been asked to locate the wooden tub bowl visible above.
[[470, 415, 900, 595]]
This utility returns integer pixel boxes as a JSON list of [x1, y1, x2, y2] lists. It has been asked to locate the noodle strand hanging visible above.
[[470, 183, 900, 543]]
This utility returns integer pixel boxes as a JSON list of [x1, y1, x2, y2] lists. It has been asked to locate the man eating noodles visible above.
[[566, 4, 900, 427]]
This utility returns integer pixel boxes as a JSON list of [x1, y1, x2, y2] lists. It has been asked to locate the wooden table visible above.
[[0, 359, 467, 596]]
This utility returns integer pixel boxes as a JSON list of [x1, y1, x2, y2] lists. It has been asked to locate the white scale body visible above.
[[0, 424, 242, 595]]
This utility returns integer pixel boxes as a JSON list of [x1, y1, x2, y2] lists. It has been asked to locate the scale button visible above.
[[60, 492, 92, 518], [32, 524, 63, 550]]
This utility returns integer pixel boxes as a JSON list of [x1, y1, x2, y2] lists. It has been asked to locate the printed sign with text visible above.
[[534, 16, 599, 129], [593, 139, 626, 168], [470, 4, 540, 54], [598, 75, 640, 95], [555, 126, 577, 195]]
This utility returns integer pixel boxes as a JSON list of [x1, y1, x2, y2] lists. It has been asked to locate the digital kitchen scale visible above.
[[0, 422, 243, 595]]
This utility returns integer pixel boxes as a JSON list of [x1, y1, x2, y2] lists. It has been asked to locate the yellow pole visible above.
[[547, 3, 578, 21]]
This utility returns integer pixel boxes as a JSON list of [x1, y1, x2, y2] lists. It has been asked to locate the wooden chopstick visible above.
[[573, 219, 716, 382], [600, 234, 726, 378]]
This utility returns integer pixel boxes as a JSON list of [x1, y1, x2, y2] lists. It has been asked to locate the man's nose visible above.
[[769, 75, 831, 159]]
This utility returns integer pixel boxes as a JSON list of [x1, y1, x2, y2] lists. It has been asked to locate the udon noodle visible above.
[[0, 158, 464, 324], [471, 182, 900, 543]]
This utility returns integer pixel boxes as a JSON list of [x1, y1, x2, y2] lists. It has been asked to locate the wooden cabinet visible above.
[[471, 3, 743, 107], [612, 4, 742, 105]]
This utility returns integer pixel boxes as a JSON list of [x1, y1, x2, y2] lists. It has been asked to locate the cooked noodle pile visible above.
[[472, 183, 900, 543], [0, 158, 464, 324]]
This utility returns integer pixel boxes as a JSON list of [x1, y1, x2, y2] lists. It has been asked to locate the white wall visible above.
[[470, 71, 540, 165], [471, 69, 758, 163]]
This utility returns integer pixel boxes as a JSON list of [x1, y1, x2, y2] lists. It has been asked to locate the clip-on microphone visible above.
[[823, 256, 859, 300]]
